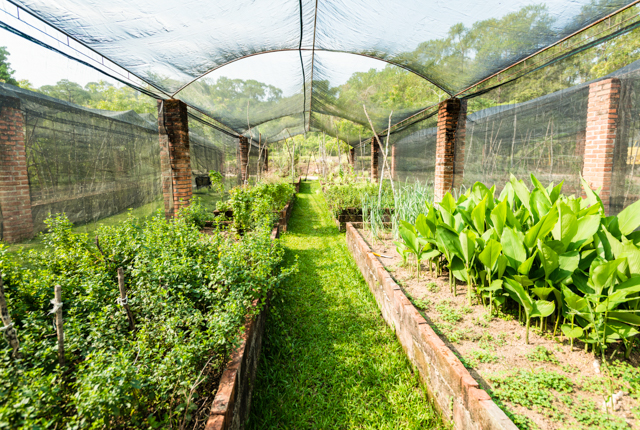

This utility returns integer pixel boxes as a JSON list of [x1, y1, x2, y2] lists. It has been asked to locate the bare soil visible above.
[[358, 228, 640, 430]]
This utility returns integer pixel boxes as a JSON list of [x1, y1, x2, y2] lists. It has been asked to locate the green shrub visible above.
[[0, 211, 291, 428]]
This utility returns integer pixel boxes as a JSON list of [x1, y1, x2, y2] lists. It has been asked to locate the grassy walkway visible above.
[[247, 181, 445, 429]]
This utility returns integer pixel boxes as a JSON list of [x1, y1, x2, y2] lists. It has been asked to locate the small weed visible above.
[[435, 301, 462, 323], [561, 364, 578, 374], [526, 346, 559, 365], [462, 349, 500, 369], [476, 316, 489, 328], [479, 333, 495, 350], [461, 305, 473, 314], [577, 375, 606, 395], [413, 297, 431, 310], [560, 395, 628, 429], [488, 369, 572, 413], [427, 282, 439, 293]]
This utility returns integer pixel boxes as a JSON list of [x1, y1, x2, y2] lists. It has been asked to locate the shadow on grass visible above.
[[247, 181, 446, 430]]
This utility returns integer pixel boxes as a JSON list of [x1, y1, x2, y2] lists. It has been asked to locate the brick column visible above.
[[434, 98, 465, 202], [583, 78, 620, 212], [453, 100, 467, 189], [158, 99, 192, 218], [239, 136, 249, 184], [390, 144, 397, 180], [0, 96, 33, 243], [371, 137, 380, 183], [349, 147, 355, 168]]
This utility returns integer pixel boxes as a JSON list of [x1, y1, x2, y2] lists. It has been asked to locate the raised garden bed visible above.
[[347, 224, 640, 430], [331, 207, 392, 232]]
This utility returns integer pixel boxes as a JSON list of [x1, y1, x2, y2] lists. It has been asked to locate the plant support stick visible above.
[[0, 275, 21, 359], [53, 285, 64, 366], [117, 267, 135, 331]]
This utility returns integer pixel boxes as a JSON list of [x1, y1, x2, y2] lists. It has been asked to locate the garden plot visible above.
[[362, 227, 639, 430]]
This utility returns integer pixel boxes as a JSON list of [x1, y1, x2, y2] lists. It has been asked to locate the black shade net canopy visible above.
[[3, 0, 639, 144]]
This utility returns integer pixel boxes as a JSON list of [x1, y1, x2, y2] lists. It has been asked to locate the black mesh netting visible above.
[[0, 83, 231, 238]]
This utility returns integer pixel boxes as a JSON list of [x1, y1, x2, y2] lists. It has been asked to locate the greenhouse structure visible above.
[[3, 1, 640, 429]]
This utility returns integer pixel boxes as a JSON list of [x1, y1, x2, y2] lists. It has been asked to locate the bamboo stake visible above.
[[52, 285, 64, 366], [0, 275, 21, 359], [117, 268, 135, 331]]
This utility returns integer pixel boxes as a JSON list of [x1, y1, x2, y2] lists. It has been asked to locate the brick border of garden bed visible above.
[[345, 223, 518, 430]]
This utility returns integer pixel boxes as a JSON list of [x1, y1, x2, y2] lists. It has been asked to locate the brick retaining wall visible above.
[[345, 223, 517, 430]]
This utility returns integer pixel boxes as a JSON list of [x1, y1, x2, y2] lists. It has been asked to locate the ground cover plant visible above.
[[0, 208, 290, 429], [247, 181, 446, 429]]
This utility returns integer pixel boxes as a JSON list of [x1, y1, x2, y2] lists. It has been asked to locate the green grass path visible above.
[[247, 181, 445, 429]]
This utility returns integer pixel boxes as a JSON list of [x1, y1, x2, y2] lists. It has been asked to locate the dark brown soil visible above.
[[359, 228, 640, 430]]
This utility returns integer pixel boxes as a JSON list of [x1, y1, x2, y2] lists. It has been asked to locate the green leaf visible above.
[[530, 173, 551, 203], [459, 229, 477, 264], [549, 181, 564, 204], [552, 201, 578, 246], [440, 192, 457, 213], [451, 257, 469, 282], [570, 214, 600, 247], [531, 300, 555, 318], [490, 199, 507, 236], [617, 199, 640, 236], [479, 239, 502, 272], [608, 311, 640, 326], [518, 252, 537, 276], [551, 251, 580, 284], [580, 176, 602, 209], [502, 227, 527, 269], [510, 175, 531, 212], [415, 213, 430, 238], [435, 227, 463, 261], [561, 324, 584, 339], [531, 286, 554, 301], [524, 205, 559, 249], [486, 279, 503, 292], [503, 277, 533, 315], [591, 258, 625, 295], [537, 241, 559, 278], [471, 196, 487, 234]]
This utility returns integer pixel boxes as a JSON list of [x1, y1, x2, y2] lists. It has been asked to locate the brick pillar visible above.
[[239, 136, 249, 184], [434, 98, 465, 202], [583, 78, 620, 212], [158, 99, 192, 218], [349, 147, 355, 168], [453, 100, 467, 189], [0, 96, 33, 243], [575, 129, 586, 157], [371, 137, 380, 183], [390, 145, 397, 180]]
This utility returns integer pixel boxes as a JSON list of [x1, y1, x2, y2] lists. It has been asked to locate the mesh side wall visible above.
[[6, 85, 163, 234], [457, 86, 588, 196], [391, 116, 438, 185]]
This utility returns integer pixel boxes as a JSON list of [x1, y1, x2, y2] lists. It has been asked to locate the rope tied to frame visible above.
[[49, 299, 63, 315], [116, 296, 128, 306]]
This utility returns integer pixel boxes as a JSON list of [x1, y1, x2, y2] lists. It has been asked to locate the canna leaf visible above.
[[486, 279, 503, 292], [549, 181, 564, 204], [440, 192, 457, 214], [503, 277, 534, 315], [451, 257, 469, 282], [617, 199, 640, 236], [569, 214, 600, 248], [537, 240, 559, 278], [490, 199, 507, 236], [459, 229, 477, 264], [531, 300, 555, 318], [518, 252, 537, 276], [552, 201, 578, 246], [479, 239, 502, 272], [510, 175, 531, 212], [415, 213, 430, 238], [608, 311, 640, 326], [561, 324, 584, 339], [471, 196, 487, 234], [524, 205, 558, 249], [502, 226, 527, 269], [551, 251, 580, 284]]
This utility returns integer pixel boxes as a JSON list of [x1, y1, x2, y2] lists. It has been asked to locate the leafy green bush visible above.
[[323, 181, 394, 216], [398, 174, 640, 355], [0, 211, 291, 429], [221, 181, 295, 231]]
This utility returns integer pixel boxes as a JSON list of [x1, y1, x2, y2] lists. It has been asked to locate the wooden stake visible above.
[[117, 268, 135, 331], [0, 275, 21, 359], [53, 285, 64, 367]]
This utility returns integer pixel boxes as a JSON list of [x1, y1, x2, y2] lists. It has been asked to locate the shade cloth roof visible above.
[[2, 0, 638, 142]]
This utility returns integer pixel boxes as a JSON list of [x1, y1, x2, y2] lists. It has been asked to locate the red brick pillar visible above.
[[575, 129, 586, 157], [239, 136, 249, 184], [349, 147, 355, 168], [390, 144, 397, 180], [158, 99, 192, 218], [371, 137, 380, 183], [435, 98, 465, 202], [0, 96, 33, 243], [583, 78, 620, 212]]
